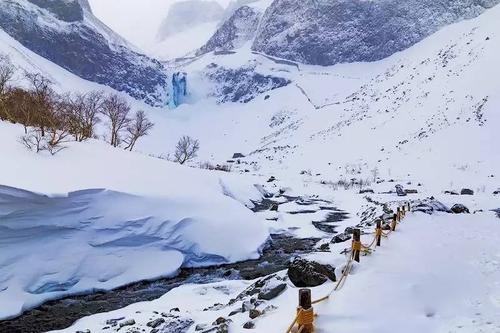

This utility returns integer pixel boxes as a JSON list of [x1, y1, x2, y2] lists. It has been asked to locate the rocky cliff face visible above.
[[197, 5, 262, 55], [0, 0, 168, 106], [204, 63, 290, 103], [252, 0, 500, 66]]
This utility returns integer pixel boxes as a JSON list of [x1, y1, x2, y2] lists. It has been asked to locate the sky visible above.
[[88, 0, 231, 49]]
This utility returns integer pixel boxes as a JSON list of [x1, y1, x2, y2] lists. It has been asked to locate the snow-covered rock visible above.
[[252, 0, 500, 66], [0, 0, 168, 106], [197, 5, 262, 56], [205, 63, 290, 103]]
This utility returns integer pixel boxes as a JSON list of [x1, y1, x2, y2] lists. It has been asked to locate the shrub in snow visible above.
[[174, 135, 200, 165], [20, 128, 68, 155]]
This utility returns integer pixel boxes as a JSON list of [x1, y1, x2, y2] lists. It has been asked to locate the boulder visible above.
[[287, 258, 336, 287], [249, 309, 261, 319], [359, 188, 374, 194], [461, 188, 474, 195], [412, 200, 450, 214], [451, 204, 470, 214], [445, 190, 459, 195], [147, 318, 165, 328], [119, 319, 135, 328], [232, 153, 245, 159], [331, 232, 351, 244], [395, 185, 407, 196], [258, 282, 286, 301], [243, 321, 255, 329]]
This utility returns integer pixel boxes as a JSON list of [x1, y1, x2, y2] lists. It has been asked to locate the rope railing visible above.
[[285, 201, 411, 333]]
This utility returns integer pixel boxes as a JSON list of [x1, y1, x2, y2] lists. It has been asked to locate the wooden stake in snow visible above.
[[391, 214, 397, 231], [376, 220, 382, 246], [352, 228, 361, 262], [298, 289, 314, 333]]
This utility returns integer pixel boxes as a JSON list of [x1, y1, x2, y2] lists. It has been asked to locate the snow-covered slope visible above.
[[196, 0, 271, 56], [52, 207, 500, 333], [252, 0, 500, 66], [0, 122, 269, 320], [240, 3, 500, 191], [0, 0, 168, 106]]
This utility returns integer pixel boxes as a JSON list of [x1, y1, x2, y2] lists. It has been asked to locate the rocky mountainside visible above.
[[252, 0, 500, 66], [0, 0, 168, 106], [197, 5, 262, 55]]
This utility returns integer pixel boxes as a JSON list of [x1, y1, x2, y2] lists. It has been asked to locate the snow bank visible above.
[[0, 123, 269, 319]]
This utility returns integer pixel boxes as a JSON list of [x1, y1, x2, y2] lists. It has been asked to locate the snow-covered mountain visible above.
[[0, 0, 169, 106], [252, 0, 500, 66]]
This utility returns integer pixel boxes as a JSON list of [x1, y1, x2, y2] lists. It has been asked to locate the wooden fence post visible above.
[[391, 214, 397, 231], [376, 220, 382, 246], [352, 228, 361, 262], [298, 289, 313, 333]]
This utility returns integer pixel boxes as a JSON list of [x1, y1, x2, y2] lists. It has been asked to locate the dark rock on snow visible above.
[[243, 321, 255, 329], [395, 185, 407, 197], [461, 188, 474, 195], [412, 200, 450, 214], [205, 63, 290, 103], [147, 318, 165, 328], [451, 204, 470, 214], [331, 232, 351, 244], [287, 258, 336, 287], [233, 153, 245, 159]]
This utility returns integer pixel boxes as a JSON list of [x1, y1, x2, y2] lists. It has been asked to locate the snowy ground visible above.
[[50, 190, 500, 333], [0, 122, 269, 320], [1, 1, 500, 332]]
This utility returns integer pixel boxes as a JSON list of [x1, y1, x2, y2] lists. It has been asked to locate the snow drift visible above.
[[0, 122, 269, 320]]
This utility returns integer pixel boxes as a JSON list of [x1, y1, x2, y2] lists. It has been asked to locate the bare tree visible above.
[[24, 72, 55, 136], [4, 88, 33, 132], [0, 54, 15, 96], [65, 91, 103, 141], [20, 128, 47, 153], [174, 135, 200, 165], [0, 55, 15, 121], [124, 110, 154, 151], [101, 93, 131, 147], [80, 91, 103, 140]]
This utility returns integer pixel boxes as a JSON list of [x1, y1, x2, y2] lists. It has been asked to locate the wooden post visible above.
[[397, 207, 401, 221], [407, 202, 411, 212], [391, 214, 397, 231], [376, 220, 382, 246], [298, 289, 313, 333], [353, 228, 361, 262]]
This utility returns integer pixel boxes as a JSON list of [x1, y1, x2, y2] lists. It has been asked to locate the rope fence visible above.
[[285, 201, 412, 333]]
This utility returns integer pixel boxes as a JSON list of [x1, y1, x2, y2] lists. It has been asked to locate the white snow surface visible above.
[[0, 122, 269, 319], [52, 191, 500, 333]]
